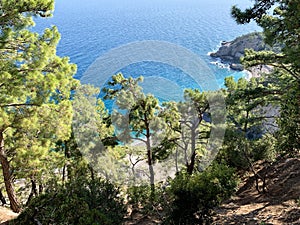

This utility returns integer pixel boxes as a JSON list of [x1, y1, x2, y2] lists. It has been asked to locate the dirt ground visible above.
[[213, 157, 300, 225], [0, 206, 18, 224]]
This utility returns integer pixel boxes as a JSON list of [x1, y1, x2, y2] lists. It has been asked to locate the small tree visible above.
[[162, 89, 210, 175], [104, 73, 168, 193], [166, 163, 238, 224], [223, 76, 278, 192], [11, 177, 126, 225]]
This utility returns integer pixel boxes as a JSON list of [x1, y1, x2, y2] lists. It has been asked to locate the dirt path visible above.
[[0, 206, 18, 224], [213, 158, 300, 225]]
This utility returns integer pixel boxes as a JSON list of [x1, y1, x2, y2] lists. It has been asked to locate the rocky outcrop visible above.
[[247, 65, 273, 78], [210, 32, 268, 71]]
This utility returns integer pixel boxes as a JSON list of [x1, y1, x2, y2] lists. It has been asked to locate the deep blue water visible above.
[[34, 0, 260, 102]]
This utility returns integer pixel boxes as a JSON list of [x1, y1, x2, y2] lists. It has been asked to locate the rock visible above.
[[247, 65, 273, 78], [210, 32, 268, 71], [230, 63, 244, 71]]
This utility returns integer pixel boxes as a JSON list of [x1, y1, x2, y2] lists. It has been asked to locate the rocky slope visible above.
[[213, 157, 300, 225], [210, 32, 268, 71]]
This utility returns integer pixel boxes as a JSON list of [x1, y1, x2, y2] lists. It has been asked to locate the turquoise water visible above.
[[34, 0, 260, 101]]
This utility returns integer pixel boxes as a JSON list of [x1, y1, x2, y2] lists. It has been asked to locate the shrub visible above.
[[164, 163, 238, 225], [127, 183, 171, 217], [10, 178, 126, 225]]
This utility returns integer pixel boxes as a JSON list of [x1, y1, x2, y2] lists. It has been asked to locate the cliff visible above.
[[210, 32, 268, 71]]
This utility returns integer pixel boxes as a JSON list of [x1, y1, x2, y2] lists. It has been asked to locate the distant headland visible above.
[[210, 32, 268, 71]]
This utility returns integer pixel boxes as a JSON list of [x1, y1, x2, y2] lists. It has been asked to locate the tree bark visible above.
[[0, 189, 6, 205], [38, 184, 43, 194], [146, 140, 155, 184], [62, 164, 66, 184], [89, 165, 95, 181], [0, 131, 21, 213], [146, 127, 155, 198], [65, 141, 72, 181], [26, 178, 38, 206], [175, 148, 179, 174], [187, 127, 197, 175]]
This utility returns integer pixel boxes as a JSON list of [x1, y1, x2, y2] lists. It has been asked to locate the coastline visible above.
[[209, 32, 272, 80]]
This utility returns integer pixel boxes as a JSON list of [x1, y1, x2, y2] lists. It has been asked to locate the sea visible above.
[[33, 0, 260, 103]]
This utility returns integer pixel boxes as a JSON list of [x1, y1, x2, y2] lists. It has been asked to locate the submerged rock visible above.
[[230, 63, 244, 71]]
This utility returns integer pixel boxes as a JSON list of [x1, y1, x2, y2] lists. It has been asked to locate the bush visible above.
[[164, 163, 238, 225], [10, 178, 126, 225], [219, 131, 277, 170], [127, 185, 153, 211], [127, 183, 171, 217]]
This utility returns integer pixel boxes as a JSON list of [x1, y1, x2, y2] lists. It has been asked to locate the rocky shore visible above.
[[210, 32, 268, 71]]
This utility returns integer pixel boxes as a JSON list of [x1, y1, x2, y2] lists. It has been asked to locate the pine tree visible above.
[[162, 89, 210, 175], [103, 73, 168, 194], [0, 0, 78, 212], [223, 76, 278, 192], [231, 0, 300, 154]]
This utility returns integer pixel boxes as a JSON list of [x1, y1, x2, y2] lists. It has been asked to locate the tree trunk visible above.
[[38, 184, 43, 194], [65, 141, 72, 181], [62, 164, 66, 184], [26, 179, 38, 206], [0, 189, 6, 205], [175, 148, 179, 174], [89, 165, 95, 181], [0, 131, 21, 213], [146, 129, 155, 198], [147, 144, 155, 183], [187, 127, 197, 175]]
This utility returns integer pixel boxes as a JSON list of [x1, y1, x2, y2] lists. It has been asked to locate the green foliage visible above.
[[219, 129, 276, 169], [218, 129, 249, 169], [54, 131, 95, 185], [165, 163, 238, 224], [0, 0, 78, 212], [232, 0, 300, 76], [232, 0, 300, 155], [11, 178, 126, 225], [161, 89, 211, 174], [72, 84, 115, 149], [221, 76, 278, 168], [0, 0, 54, 30], [274, 74, 300, 155], [1, 0, 298, 219], [0, 16, 78, 150], [127, 184, 168, 215], [252, 134, 276, 161], [104, 73, 166, 145]]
